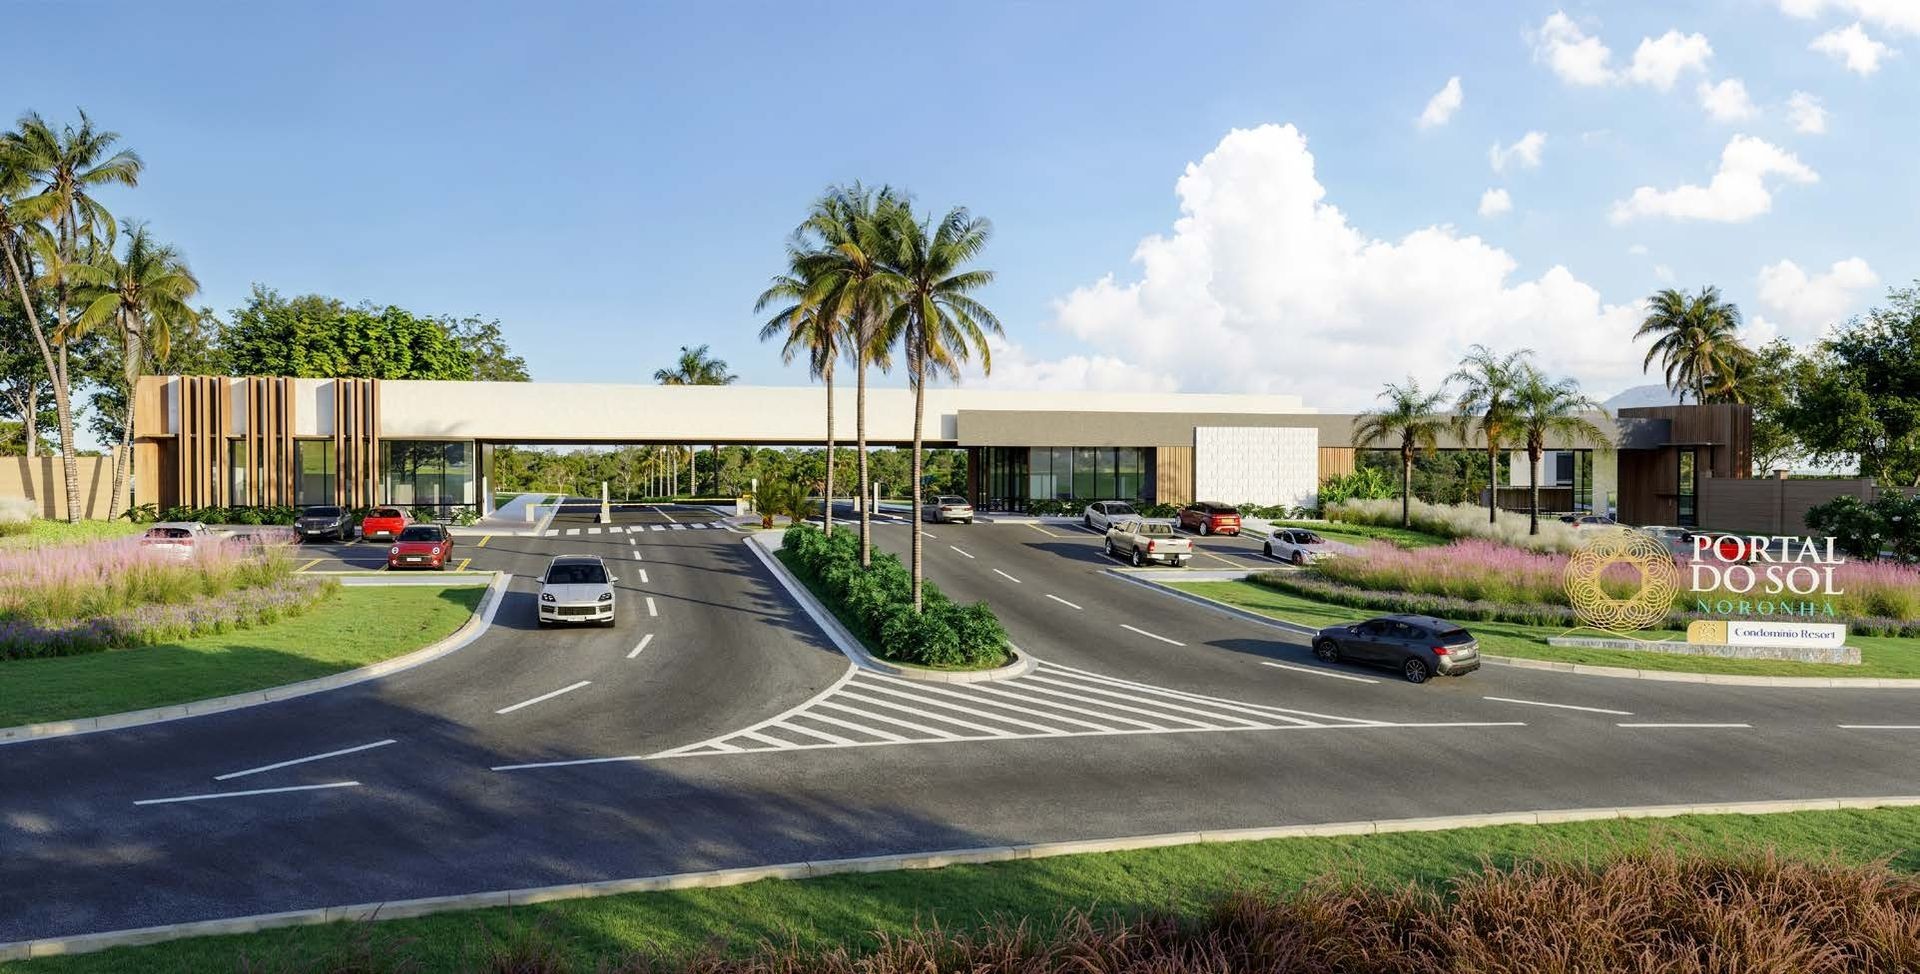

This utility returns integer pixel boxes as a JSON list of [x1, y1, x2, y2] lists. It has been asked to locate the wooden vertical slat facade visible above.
[[328, 378, 381, 507]]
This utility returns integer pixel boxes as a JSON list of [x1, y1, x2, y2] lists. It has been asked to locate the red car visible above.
[[360, 506, 409, 542], [1176, 502, 1242, 536], [387, 524, 454, 570]]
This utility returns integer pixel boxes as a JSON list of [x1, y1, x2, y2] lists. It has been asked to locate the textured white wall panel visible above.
[[1194, 427, 1318, 508]]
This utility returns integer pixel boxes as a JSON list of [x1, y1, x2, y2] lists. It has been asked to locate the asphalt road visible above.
[[2, 503, 1917, 943]]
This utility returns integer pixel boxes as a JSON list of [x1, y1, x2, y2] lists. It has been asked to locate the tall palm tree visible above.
[[1511, 366, 1611, 535], [1636, 286, 1751, 404], [3, 111, 141, 521], [877, 203, 1002, 611], [69, 222, 201, 516], [1352, 378, 1451, 529], [1449, 345, 1532, 525], [652, 344, 736, 496], [0, 152, 55, 463], [756, 246, 843, 534]]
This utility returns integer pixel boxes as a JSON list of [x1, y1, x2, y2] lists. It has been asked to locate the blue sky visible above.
[[12, 1, 1916, 411]]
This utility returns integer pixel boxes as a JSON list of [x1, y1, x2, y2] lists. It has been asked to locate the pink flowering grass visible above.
[[0, 533, 297, 626]]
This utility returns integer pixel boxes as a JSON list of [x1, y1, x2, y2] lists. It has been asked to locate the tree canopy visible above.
[[1783, 282, 1920, 487], [219, 286, 529, 381]]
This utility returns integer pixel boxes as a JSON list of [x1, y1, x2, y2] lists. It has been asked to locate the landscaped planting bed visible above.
[[780, 525, 1008, 669], [1326, 497, 1589, 552]]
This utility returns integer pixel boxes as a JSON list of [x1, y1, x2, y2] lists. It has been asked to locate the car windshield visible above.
[[372, 509, 404, 518], [1109, 503, 1136, 516], [304, 507, 342, 518], [547, 564, 608, 585], [1138, 522, 1174, 536], [397, 526, 442, 542], [1297, 532, 1324, 544], [145, 528, 190, 539]]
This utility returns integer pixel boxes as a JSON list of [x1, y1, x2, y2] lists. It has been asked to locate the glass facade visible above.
[[294, 440, 335, 505], [1677, 449, 1698, 526], [382, 440, 475, 508], [981, 446, 1151, 511], [227, 439, 248, 503]]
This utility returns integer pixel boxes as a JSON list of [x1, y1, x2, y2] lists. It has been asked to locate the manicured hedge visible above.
[[781, 525, 1009, 668]]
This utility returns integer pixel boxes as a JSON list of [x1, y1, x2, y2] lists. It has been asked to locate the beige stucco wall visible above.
[[1, 455, 125, 520]]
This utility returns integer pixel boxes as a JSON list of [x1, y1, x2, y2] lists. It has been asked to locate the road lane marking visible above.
[[455, 558, 471, 572], [627, 633, 654, 659], [651, 525, 665, 532], [135, 781, 360, 806], [476, 535, 491, 547], [638, 568, 650, 584], [213, 740, 398, 781], [993, 568, 1022, 584], [1484, 696, 1632, 716], [922, 530, 938, 539], [670, 524, 685, 531], [1838, 724, 1920, 729], [1615, 722, 1751, 728], [645, 596, 658, 617], [627, 537, 636, 546], [495, 680, 593, 715], [297, 558, 322, 572], [1260, 661, 1380, 684], [949, 545, 975, 559], [653, 504, 678, 524], [1045, 594, 1082, 610], [1120, 623, 1185, 646]]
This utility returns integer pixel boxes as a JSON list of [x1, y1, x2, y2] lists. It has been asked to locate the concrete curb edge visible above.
[[743, 532, 1034, 683], [0, 572, 512, 745], [10, 794, 1920, 959]]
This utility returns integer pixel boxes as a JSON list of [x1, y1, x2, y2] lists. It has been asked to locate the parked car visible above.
[[538, 554, 618, 627], [295, 505, 354, 542], [1263, 527, 1356, 565], [1311, 614, 1482, 684], [140, 522, 214, 558], [386, 524, 454, 570], [1177, 502, 1242, 536], [923, 495, 975, 524], [1083, 501, 1138, 532], [1637, 524, 1698, 556], [1104, 517, 1192, 567], [360, 506, 409, 541], [1559, 514, 1619, 529]]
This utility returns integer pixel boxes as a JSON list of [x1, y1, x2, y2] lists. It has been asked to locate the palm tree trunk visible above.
[[54, 212, 81, 523], [2, 245, 69, 506], [110, 315, 140, 519], [1400, 443, 1413, 528], [856, 346, 872, 568], [822, 367, 835, 537], [1486, 442, 1499, 524], [910, 355, 927, 612], [1528, 447, 1542, 536]]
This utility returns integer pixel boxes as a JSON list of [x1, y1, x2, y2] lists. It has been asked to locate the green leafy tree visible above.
[[1511, 367, 1611, 535], [1783, 283, 1920, 486], [445, 317, 529, 381], [1732, 338, 1806, 475], [1450, 344, 1532, 524], [0, 287, 54, 457], [1636, 286, 1751, 404], [1353, 378, 1452, 529], [221, 287, 486, 381]]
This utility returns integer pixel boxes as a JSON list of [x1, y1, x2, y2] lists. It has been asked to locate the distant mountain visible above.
[[1602, 384, 1683, 411]]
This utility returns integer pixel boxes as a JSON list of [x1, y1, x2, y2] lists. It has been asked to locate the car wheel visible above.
[[1402, 657, 1431, 684], [1199, 521, 1209, 536], [1105, 540, 1116, 557], [1313, 639, 1339, 663], [1263, 543, 1273, 558], [1293, 551, 1307, 567], [1084, 515, 1093, 528], [1130, 548, 1143, 567]]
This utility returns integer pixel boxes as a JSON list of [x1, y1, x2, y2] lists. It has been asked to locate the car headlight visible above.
[[541, 592, 556, 602], [389, 546, 399, 555], [431, 546, 442, 556], [597, 592, 614, 602]]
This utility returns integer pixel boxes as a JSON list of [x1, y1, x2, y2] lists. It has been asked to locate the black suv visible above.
[[294, 505, 354, 542], [1311, 614, 1481, 683]]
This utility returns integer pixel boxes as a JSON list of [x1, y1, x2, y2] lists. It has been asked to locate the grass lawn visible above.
[[1274, 519, 1446, 548], [1172, 579, 1920, 679], [0, 585, 486, 727], [10, 805, 1920, 973], [774, 546, 1009, 672], [0, 519, 142, 550]]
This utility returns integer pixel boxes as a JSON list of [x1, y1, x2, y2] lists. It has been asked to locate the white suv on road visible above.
[[538, 554, 619, 627]]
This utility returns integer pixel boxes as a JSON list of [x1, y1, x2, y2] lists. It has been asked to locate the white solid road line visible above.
[[1260, 660, 1380, 684], [923, 530, 938, 539], [646, 596, 659, 617], [627, 633, 654, 659], [653, 504, 678, 524], [1120, 623, 1186, 646], [949, 545, 975, 559], [135, 781, 360, 807], [993, 568, 1022, 584], [1838, 724, 1920, 729], [213, 739, 397, 781], [1483, 695, 1633, 716], [1616, 722, 1752, 728], [495, 680, 593, 715], [1045, 593, 1082, 610]]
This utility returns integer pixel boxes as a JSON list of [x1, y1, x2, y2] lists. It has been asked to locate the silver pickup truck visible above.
[[1104, 518, 1192, 567]]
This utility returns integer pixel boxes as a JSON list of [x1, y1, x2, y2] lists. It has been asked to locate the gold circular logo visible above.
[[1563, 527, 1680, 632]]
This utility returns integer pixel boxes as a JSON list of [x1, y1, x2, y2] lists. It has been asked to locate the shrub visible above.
[[780, 525, 1008, 668], [1328, 497, 1587, 552], [1808, 492, 1920, 562], [1316, 465, 1396, 507], [0, 576, 335, 660]]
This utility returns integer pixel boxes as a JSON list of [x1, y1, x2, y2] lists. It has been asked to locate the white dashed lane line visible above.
[[993, 568, 1022, 584], [1120, 623, 1185, 647], [646, 596, 659, 617], [627, 633, 654, 659], [495, 681, 593, 715], [213, 739, 397, 781], [1261, 660, 1379, 684], [1615, 722, 1752, 729], [638, 568, 650, 585], [1045, 593, 1082, 610], [949, 545, 975, 559], [1838, 724, 1920, 730], [135, 781, 361, 807], [1483, 696, 1633, 716]]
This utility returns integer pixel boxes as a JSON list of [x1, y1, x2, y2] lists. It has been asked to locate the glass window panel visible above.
[[442, 441, 474, 505], [1115, 447, 1140, 500], [227, 440, 248, 504], [1051, 448, 1072, 499], [294, 440, 335, 505], [1073, 447, 1097, 500], [1096, 448, 1116, 500]]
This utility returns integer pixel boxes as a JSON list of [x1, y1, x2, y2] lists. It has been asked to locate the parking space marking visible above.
[[627, 633, 654, 659], [645, 596, 659, 617], [135, 781, 361, 807], [1044, 593, 1082, 610], [1120, 623, 1186, 647], [213, 740, 397, 781], [993, 568, 1022, 584], [949, 545, 975, 559], [297, 558, 322, 572], [1615, 722, 1752, 729], [476, 535, 492, 548], [455, 558, 471, 572], [652, 504, 678, 524], [1260, 661, 1380, 684], [496, 681, 593, 715], [1484, 695, 1632, 716]]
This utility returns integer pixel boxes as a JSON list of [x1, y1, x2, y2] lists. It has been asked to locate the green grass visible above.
[[0, 518, 142, 550], [774, 546, 1009, 672], [1172, 579, 1920, 679], [10, 805, 1920, 973], [0, 585, 486, 727], [1274, 519, 1446, 548]]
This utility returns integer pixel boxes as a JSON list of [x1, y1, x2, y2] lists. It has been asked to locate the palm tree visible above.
[[3, 111, 141, 521], [1353, 378, 1451, 529], [1636, 286, 1752, 404], [1449, 345, 1532, 525], [756, 245, 843, 535], [652, 344, 736, 496], [69, 222, 201, 516], [877, 203, 1003, 610], [1511, 366, 1611, 535]]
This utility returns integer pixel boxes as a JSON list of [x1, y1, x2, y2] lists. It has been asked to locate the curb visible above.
[[743, 532, 1034, 683], [0, 572, 512, 745], [1119, 574, 1920, 690], [9, 794, 1920, 960]]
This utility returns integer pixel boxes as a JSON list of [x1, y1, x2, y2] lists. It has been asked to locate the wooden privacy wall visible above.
[[162, 376, 381, 508], [332, 378, 380, 507], [174, 375, 230, 508]]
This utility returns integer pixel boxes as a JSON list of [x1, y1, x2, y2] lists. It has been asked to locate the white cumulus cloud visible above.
[[1627, 30, 1716, 89], [974, 335, 1180, 394], [1780, 0, 1920, 35], [1698, 78, 1759, 120], [1419, 76, 1464, 128], [1810, 22, 1896, 73], [1489, 131, 1547, 173], [1027, 124, 1644, 410], [1609, 135, 1818, 223], [1787, 91, 1829, 132], [1478, 188, 1513, 217], [1755, 257, 1880, 338], [1530, 12, 1714, 89]]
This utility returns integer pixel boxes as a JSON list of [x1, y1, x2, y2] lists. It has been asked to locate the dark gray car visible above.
[[1311, 613, 1481, 683], [295, 505, 354, 542]]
